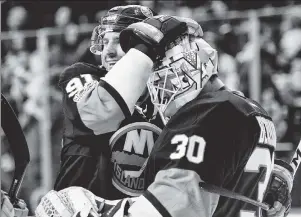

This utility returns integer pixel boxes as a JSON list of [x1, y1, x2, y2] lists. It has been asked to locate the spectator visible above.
[[49, 6, 74, 62], [217, 24, 240, 90], [6, 6, 28, 31], [54, 6, 72, 28], [210, 0, 228, 19], [49, 23, 90, 66]]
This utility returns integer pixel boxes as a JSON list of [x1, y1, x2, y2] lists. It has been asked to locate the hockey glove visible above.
[[119, 15, 188, 61], [1, 190, 29, 217], [35, 187, 101, 217], [171, 16, 203, 38], [263, 159, 294, 217]]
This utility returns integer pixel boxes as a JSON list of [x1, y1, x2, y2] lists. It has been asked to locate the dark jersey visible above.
[[58, 62, 107, 149], [55, 62, 163, 199], [138, 89, 276, 217]]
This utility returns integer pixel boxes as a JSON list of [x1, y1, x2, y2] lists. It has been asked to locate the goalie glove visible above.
[[263, 159, 294, 217], [119, 15, 187, 61], [35, 187, 101, 217]]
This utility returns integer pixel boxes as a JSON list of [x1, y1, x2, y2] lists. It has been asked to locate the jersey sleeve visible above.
[[128, 101, 261, 217], [59, 49, 153, 135], [128, 169, 220, 217], [58, 62, 129, 135]]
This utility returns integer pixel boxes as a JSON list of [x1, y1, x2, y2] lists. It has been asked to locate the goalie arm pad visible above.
[[35, 187, 101, 217], [128, 168, 219, 217]]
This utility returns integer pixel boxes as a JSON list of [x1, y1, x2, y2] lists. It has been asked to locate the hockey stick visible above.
[[290, 139, 301, 177], [1, 94, 30, 205], [200, 138, 301, 211]]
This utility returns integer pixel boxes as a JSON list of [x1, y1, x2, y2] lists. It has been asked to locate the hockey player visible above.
[[53, 5, 164, 200], [36, 15, 294, 217], [106, 15, 293, 217]]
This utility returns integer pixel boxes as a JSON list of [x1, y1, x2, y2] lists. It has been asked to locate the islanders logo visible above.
[[109, 122, 161, 196]]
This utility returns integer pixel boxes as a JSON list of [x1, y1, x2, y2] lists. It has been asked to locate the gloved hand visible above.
[[263, 159, 294, 217], [1, 190, 29, 217], [35, 187, 101, 217], [171, 16, 203, 38], [119, 15, 188, 61], [35, 186, 135, 217]]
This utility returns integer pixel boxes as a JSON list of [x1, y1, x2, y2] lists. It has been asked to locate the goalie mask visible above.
[[90, 5, 156, 55], [147, 34, 218, 124]]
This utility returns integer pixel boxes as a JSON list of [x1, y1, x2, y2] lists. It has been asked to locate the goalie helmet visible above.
[[147, 33, 218, 124], [90, 5, 157, 55]]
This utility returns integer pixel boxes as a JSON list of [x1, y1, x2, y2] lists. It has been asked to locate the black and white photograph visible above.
[[1, 0, 301, 216]]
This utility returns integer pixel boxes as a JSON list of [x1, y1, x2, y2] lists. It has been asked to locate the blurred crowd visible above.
[[1, 0, 301, 213]]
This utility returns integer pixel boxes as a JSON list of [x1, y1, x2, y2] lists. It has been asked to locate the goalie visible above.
[[35, 15, 295, 217]]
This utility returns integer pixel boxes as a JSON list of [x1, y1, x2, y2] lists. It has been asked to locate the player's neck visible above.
[[202, 76, 225, 94]]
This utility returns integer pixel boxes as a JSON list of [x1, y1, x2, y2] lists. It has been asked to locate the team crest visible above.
[[141, 6, 153, 17], [109, 122, 161, 196]]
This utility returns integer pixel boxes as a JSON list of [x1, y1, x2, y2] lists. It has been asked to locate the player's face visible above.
[[101, 32, 125, 71]]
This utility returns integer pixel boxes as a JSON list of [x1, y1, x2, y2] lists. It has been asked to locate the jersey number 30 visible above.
[[170, 134, 206, 164]]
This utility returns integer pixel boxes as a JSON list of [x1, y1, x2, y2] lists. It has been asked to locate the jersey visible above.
[[58, 62, 107, 149], [55, 62, 163, 199], [129, 89, 276, 217]]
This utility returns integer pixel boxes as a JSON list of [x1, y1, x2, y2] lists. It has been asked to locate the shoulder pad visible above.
[[58, 62, 106, 88], [227, 91, 270, 118], [192, 90, 270, 119], [167, 90, 271, 131]]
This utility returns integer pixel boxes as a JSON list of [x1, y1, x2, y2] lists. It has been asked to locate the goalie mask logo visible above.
[[109, 122, 161, 196]]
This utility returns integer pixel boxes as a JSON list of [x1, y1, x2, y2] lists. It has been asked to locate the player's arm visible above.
[[59, 60, 152, 135], [59, 32, 155, 135], [58, 62, 125, 135], [76, 49, 154, 134], [95, 170, 218, 217], [59, 53, 153, 136], [74, 15, 188, 135], [128, 169, 220, 217]]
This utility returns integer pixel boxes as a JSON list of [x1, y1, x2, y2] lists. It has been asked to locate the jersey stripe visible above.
[[143, 190, 171, 217], [98, 79, 131, 118]]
